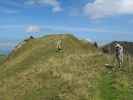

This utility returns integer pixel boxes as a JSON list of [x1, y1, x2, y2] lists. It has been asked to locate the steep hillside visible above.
[[0, 34, 133, 100], [0, 54, 6, 65]]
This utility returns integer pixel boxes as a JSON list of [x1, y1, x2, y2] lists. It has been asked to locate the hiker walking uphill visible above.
[[115, 43, 124, 67], [56, 40, 63, 52]]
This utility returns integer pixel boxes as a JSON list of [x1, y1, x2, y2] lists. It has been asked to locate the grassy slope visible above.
[[0, 54, 6, 65], [0, 34, 132, 100]]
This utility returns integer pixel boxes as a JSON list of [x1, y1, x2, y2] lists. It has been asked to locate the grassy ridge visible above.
[[0, 54, 6, 65], [0, 34, 132, 100]]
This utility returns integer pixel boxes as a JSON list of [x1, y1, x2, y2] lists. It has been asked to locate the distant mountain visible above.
[[102, 41, 133, 56]]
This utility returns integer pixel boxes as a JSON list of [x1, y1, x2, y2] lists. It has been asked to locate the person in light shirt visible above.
[[115, 43, 124, 67], [56, 40, 62, 52]]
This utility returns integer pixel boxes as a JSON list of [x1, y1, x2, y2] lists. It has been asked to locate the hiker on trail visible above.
[[56, 40, 62, 52], [115, 43, 124, 67], [30, 36, 34, 39], [94, 42, 98, 48]]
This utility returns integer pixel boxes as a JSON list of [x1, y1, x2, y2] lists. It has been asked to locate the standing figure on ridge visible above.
[[115, 43, 124, 67], [56, 40, 62, 52]]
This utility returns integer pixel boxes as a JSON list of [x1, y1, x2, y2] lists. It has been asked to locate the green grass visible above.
[[98, 70, 133, 100], [98, 72, 121, 100], [0, 34, 132, 100], [0, 54, 6, 65], [96, 54, 133, 100]]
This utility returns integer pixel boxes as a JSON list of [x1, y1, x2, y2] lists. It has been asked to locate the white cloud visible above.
[[52, 6, 62, 12], [80, 38, 92, 43], [84, 0, 133, 19], [42, 25, 108, 33], [0, 8, 19, 14], [26, 0, 62, 12], [26, 25, 41, 33]]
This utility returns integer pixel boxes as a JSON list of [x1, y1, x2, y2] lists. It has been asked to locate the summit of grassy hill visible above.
[[0, 34, 133, 100]]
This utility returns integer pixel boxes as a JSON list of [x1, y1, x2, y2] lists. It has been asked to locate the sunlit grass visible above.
[[0, 34, 132, 100]]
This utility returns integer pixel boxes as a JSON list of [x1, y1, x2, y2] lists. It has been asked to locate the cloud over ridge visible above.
[[84, 0, 133, 19], [26, 0, 62, 12], [26, 25, 41, 33]]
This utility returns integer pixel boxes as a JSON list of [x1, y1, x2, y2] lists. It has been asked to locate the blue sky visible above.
[[0, 0, 133, 52]]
